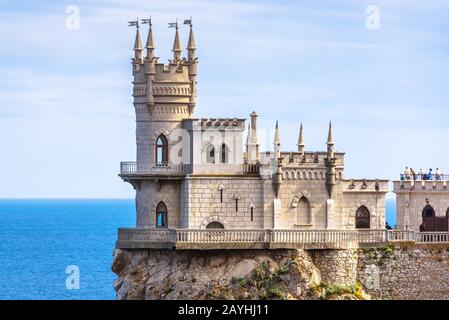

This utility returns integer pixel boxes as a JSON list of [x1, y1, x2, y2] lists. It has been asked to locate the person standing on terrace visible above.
[[435, 168, 442, 180]]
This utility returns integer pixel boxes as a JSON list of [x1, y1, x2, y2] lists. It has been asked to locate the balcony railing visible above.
[[120, 161, 186, 175], [116, 228, 449, 250]]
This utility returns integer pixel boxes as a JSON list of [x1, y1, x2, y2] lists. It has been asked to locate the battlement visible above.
[[393, 180, 449, 192], [276, 151, 345, 167], [343, 179, 389, 193], [184, 118, 246, 131]]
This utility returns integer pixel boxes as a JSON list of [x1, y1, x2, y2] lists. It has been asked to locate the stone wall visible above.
[[112, 244, 449, 300]]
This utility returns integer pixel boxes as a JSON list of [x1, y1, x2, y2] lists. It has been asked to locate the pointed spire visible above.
[[246, 123, 251, 148], [172, 22, 182, 62], [297, 123, 304, 153], [274, 121, 281, 145], [144, 18, 155, 59], [187, 23, 196, 61], [133, 20, 143, 61], [327, 121, 334, 145]]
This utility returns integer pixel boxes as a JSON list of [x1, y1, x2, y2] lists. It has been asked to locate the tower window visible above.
[[156, 135, 168, 165], [156, 201, 167, 228], [206, 144, 215, 164], [220, 189, 223, 203], [221, 143, 228, 164], [235, 199, 239, 212], [250, 207, 254, 221]]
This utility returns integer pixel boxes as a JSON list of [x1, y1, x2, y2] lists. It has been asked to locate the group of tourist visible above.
[[401, 167, 444, 181]]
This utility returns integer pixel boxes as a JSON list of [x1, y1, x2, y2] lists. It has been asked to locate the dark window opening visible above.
[[221, 143, 228, 164], [206, 222, 224, 229], [156, 201, 167, 228], [220, 189, 223, 203], [250, 207, 254, 221], [235, 199, 238, 212], [156, 135, 168, 165], [355, 205, 370, 229]]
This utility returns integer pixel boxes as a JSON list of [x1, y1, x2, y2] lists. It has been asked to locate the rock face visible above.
[[112, 245, 449, 300], [112, 248, 367, 300]]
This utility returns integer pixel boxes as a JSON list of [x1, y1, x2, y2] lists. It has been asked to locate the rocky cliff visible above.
[[112, 248, 370, 300]]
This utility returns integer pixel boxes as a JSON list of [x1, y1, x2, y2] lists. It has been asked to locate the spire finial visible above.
[[297, 123, 305, 153], [142, 17, 154, 59], [170, 19, 182, 62], [274, 121, 281, 145], [129, 18, 143, 62], [327, 121, 334, 145]]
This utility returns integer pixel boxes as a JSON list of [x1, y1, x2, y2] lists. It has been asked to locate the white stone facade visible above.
[[121, 22, 388, 231]]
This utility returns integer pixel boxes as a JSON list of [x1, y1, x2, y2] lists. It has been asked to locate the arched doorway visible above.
[[422, 205, 435, 218], [205, 144, 215, 164], [156, 201, 167, 228], [206, 222, 224, 229], [355, 206, 370, 229]]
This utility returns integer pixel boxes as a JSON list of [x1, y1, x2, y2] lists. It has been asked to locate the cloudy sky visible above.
[[0, 0, 448, 198]]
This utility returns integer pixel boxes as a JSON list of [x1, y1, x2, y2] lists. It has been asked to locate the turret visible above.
[[297, 123, 304, 155], [142, 18, 157, 111], [133, 20, 143, 65], [273, 121, 281, 160], [325, 122, 336, 198], [185, 20, 198, 114], [246, 111, 260, 162], [172, 23, 182, 63], [144, 18, 155, 59]]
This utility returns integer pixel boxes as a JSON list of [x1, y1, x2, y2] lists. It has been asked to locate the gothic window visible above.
[[206, 144, 215, 164], [422, 205, 435, 218], [355, 206, 370, 229], [221, 143, 228, 164], [206, 222, 224, 229], [296, 197, 310, 225], [235, 199, 239, 212], [156, 201, 167, 228], [250, 207, 254, 222], [155, 135, 168, 165], [220, 189, 223, 203]]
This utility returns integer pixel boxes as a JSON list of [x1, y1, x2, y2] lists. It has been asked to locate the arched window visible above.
[[206, 144, 215, 164], [422, 205, 435, 217], [156, 201, 167, 228], [206, 222, 224, 229], [155, 135, 168, 165], [355, 206, 370, 229], [296, 197, 310, 225], [221, 143, 228, 164]]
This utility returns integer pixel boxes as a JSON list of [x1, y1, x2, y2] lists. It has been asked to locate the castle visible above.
[[118, 20, 390, 236]]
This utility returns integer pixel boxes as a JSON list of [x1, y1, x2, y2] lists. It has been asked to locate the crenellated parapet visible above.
[[343, 179, 389, 193], [393, 180, 449, 193]]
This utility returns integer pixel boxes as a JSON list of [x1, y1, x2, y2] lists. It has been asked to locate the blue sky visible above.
[[0, 0, 448, 198]]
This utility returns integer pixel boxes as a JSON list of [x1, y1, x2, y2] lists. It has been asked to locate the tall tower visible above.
[[124, 18, 198, 227], [131, 19, 198, 169]]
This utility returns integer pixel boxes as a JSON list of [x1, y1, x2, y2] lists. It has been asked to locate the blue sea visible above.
[[0, 198, 396, 300]]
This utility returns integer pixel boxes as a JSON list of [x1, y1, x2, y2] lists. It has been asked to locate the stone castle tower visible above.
[[131, 20, 197, 169]]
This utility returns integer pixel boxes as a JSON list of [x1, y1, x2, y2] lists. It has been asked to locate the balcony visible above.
[[115, 228, 449, 250], [120, 161, 186, 177]]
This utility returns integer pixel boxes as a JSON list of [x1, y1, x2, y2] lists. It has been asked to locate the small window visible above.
[[156, 135, 168, 165], [250, 207, 254, 221], [156, 201, 167, 228], [235, 198, 238, 212], [221, 143, 228, 164], [206, 144, 215, 164], [220, 189, 223, 203]]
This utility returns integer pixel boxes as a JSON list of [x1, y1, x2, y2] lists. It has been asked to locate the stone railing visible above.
[[116, 228, 449, 250], [243, 162, 260, 174], [120, 161, 186, 175], [415, 232, 449, 243]]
